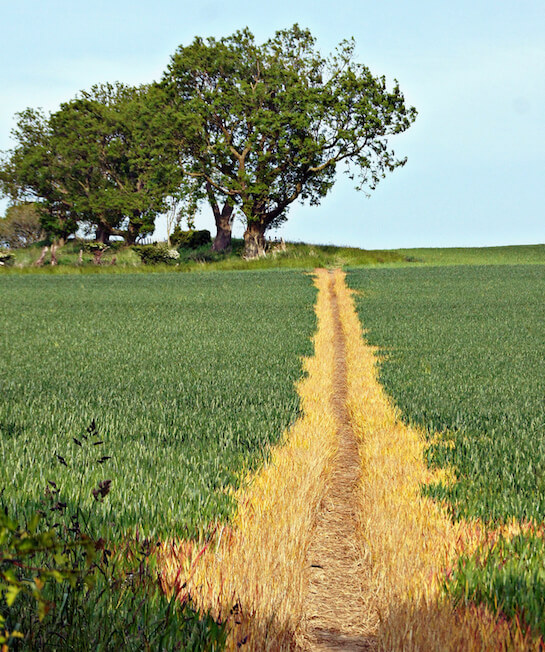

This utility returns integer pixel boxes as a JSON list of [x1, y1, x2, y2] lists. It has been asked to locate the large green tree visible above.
[[0, 84, 180, 244], [163, 25, 417, 257], [0, 108, 79, 242]]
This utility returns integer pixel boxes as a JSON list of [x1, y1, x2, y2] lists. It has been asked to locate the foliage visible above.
[[0, 84, 180, 244], [171, 228, 211, 249], [0, 108, 79, 242], [1, 25, 415, 254], [0, 251, 15, 266], [0, 203, 44, 249], [0, 510, 95, 646], [2, 530, 227, 651], [81, 242, 109, 253], [162, 24, 416, 256], [132, 244, 180, 264], [0, 271, 315, 538], [0, 428, 227, 650]]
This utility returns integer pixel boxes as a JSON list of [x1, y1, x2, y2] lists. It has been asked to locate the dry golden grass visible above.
[[332, 269, 539, 650], [157, 268, 541, 651], [159, 270, 339, 650]]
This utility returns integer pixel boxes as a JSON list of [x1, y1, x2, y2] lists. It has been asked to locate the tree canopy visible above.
[[0, 83, 180, 244], [163, 25, 417, 257], [1, 25, 416, 255], [0, 202, 44, 249]]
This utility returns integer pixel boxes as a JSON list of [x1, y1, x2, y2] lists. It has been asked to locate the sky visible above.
[[1, 0, 544, 249]]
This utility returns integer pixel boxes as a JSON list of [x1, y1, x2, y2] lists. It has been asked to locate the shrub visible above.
[[171, 227, 211, 249], [0, 251, 15, 266], [81, 242, 109, 253], [132, 244, 180, 264], [79, 241, 124, 253]]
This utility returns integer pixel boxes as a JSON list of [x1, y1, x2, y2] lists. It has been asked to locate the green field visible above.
[[0, 271, 316, 539], [396, 243, 545, 266], [348, 264, 545, 634], [4, 256, 545, 644]]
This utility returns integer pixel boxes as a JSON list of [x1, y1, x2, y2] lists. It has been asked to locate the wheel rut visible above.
[[303, 271, 375, 651]]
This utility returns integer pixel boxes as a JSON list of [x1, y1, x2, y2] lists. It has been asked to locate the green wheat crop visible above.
[[348, 264, 545, 635], [0, 270, 316, 540]]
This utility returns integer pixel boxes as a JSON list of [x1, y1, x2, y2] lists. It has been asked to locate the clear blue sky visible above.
[[1, 0, 544, 249]]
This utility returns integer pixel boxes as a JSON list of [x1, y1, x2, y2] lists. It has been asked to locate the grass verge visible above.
[[0, 239, 406, 274], [2, 241, 544, 275]]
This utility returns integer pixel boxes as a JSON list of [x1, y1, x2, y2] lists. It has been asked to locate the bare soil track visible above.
[[303, 271, 375, 651]]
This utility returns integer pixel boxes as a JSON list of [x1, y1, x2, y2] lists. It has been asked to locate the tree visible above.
[[0, 202, 45, 248], [102, 83, 183, 244], [162, 25, 417, 258], [0, 108, 79, 243], [0, 84, 181, 244]]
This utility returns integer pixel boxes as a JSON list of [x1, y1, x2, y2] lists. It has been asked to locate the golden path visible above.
[[159, 269, 532, 651]]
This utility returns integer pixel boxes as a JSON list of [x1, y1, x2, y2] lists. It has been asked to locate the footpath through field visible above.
[[161, 269, 530, 650], [303, 271, 375, 651]]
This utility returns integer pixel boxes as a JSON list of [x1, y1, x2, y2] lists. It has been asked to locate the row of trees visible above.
[[0, 25, 416, 258]]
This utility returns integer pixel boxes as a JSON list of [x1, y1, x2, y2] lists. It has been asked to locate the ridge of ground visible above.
[[2, 240, 544, 274]]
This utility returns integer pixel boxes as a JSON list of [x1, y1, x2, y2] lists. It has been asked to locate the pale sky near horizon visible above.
[[1, 0, 544, 249]]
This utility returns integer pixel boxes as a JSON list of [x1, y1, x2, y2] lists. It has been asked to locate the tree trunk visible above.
[[208, 184, 234, 252], [212, 203, 235, 252], [95, 224, 111, 244], [243, 221, 267, 259], [212, 220, 232, 251], [124, 222, 138, 246], [50, 243, 58, 266], [34, 246, 48, 267]]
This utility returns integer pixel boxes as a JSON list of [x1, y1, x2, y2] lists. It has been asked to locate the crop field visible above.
[[348, 264, 545, 636], [0, 270, 316, 539], [4, 260, 545, 647], [396, 243, 545, 266]]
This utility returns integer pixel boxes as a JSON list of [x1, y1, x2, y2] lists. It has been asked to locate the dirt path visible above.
[[303, 272, 376, 651], [159, 268, 518, 650]]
